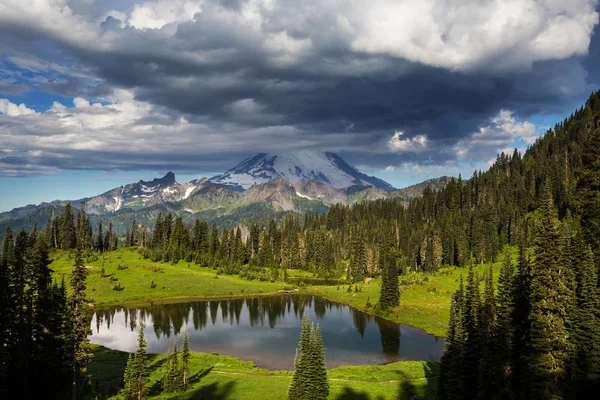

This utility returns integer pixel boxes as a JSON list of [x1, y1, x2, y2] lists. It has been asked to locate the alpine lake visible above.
[[90, 295, 444, 370]]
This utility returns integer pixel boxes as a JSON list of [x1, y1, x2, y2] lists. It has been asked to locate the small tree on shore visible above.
[[288, 315, 329, 399], [181, 332, 190, 390]]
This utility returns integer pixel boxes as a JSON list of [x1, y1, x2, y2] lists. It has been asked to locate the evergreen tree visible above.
[[96, 222, 104, 252], [133, 327, 149, 400], [60, 204, 76, 250], [511, 230, 532, 400], [438, 275, 465, 400], [121, 353, 136, 399], [309, 325, 329, 400], [163, 337, 180, 392], [528, 181, 572, 400], [181, 331, 190, 391], [492, 250, 515, 399], [477, 264, 496, 400], [289, 315, 312, 399], [378, 237, 400, 310], [462, 264, 481, 399], [70, 248, 92, 400], [571, 246, 600, 395]]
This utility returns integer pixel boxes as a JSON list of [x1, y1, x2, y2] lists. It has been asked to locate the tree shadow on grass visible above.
[[397, 361, 438, 400], [184, 380, 237, 400], [334, 386, 385, 400]]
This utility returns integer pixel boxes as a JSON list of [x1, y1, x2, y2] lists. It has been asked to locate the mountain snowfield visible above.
[[209, 151, 395, 191]]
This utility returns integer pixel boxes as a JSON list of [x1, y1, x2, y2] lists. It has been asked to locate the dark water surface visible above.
[[90, 295, 444, 369]]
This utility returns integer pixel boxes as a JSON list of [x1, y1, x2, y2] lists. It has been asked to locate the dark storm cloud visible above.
[[0, 0, 598, 176]]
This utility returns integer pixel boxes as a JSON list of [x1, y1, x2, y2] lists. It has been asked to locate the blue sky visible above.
[[1, 0, 599, 212]]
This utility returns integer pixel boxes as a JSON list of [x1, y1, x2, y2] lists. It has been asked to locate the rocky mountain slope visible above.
[[0, 152, 451, 235]]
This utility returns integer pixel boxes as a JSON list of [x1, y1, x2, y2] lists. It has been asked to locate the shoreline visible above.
[[90, 289, 446, 339]]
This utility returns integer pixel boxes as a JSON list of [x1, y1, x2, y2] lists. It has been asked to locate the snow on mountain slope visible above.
[[85, 172, 202, 214], [209, 151, 395, 191]]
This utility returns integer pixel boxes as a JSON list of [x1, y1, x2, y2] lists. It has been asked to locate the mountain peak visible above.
[[209, 150, 395, 191], [140, 171, 176, 187]]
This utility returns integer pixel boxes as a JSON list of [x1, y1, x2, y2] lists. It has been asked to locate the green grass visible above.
[[51, 246, 517, 336], [302, 247, 517, 337], [50, 248, 285, 307], [89, 345, 438, 400]]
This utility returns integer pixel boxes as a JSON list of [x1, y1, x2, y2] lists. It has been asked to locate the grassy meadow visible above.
[[89, 345, 439, 400], [49, 246, 515, 336], [50, 248, 285, 307], [49, 247, 515, 398]]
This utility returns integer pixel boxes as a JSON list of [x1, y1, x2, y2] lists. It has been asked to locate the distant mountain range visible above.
[[0, 151, 451, 234]]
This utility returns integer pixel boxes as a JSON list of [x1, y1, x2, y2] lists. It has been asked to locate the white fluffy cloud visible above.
[[0, 91, 359, 175], [128, 0, 202, 30], [388, 131, 428, 153], [454, 110, 543, 162], [350, 0, 599, 71], [0, 99, 36, 116], [0, 0, 597, 72]]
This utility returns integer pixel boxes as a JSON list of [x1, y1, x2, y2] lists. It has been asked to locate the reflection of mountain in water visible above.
[[93, 295, 389, 342]]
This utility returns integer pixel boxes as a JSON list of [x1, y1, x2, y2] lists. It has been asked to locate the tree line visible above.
[[0, 226, 91, 399], [438, 182, 600, 400]]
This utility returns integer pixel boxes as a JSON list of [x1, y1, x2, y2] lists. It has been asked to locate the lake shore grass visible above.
[[89, 345, 439, 400], [50, 246, 514, 337]]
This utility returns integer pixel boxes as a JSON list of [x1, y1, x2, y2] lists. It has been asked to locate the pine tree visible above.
[[70, 248, 91, 400], [439, 275, 465, 400], [181, 332, 190, 391], [571, 246, 600, 395], [477, 264, 496, 400], [528, 181, 572, 400], [96, 222, 104, 252], [378, 237, 399, 310], [289, 315, 311, 399], [511, 229, 532, 400], [462, 264, 481, 399], [288, 349, 302, 399], [309, 325, 329, 400], [60, 204, 76, 249], [492, 250, 515, 399], [133, 327, 149, 400], [121, 353, 136, 399]]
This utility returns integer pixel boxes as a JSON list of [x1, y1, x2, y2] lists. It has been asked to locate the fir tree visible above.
[[133, 327, 149, 400], [492, 250, 515, 399], [439, 275, 465, 400], [462, 264, 481, 399], [477, 264, 496, 400], [309, 325, 329, 400], [528, 181, 572, 400], [378, 237, 400, 310], [571, 246, 600, 395], [181, 331, 190, 391], [60, 204, 76, 250], [70, 248, 91, 400], [121, 353, 136, 399]]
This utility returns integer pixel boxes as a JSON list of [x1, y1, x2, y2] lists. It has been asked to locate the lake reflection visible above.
[[90, 295, 444, 369]]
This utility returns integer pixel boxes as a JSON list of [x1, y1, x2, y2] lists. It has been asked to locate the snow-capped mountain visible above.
[[85, 172, 201, 214], [209, 151, 395, 191]]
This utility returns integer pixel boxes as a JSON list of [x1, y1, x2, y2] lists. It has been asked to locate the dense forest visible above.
[[1, 90, 600, 398]]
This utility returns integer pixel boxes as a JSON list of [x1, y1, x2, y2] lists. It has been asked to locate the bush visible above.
[[117, 264, 128, 271], [112, 282, 124, 291]]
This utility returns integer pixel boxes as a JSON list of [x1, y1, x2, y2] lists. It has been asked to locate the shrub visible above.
[[112, 282, 124, 291], [117, 264, 128, 271]]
